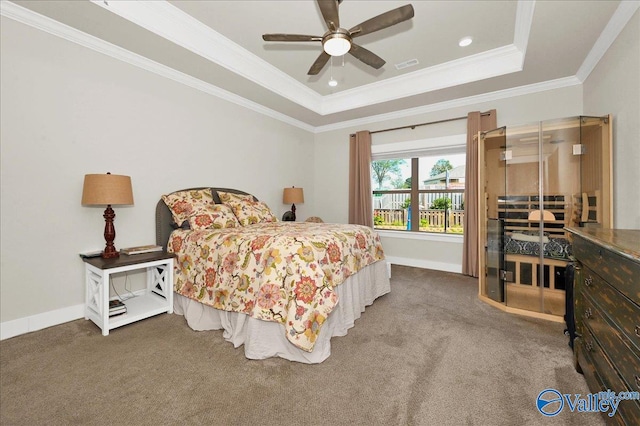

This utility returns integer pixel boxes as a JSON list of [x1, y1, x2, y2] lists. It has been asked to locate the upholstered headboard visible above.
[[155, 187, 256, 250]]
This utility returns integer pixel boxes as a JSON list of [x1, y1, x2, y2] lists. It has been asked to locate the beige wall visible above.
[[2, 9, 638, 331], [583, 10, 640, 229], [0, 17, 315, 325]]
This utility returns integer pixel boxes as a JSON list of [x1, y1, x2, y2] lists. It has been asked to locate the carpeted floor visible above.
[[0, 265, 605, 425]]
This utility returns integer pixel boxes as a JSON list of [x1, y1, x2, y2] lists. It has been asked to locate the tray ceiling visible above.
[[3, 0, 634, 130]]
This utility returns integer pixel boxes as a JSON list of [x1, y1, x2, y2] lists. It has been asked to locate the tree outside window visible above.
[[371, 159, 406, 190]]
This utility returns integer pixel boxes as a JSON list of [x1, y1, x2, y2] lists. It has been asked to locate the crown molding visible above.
[[0, 1, 315, 132], [513, 0, 535, 59], [576, 0, 640, 82], [314, 76, 582, 133], [89, 0, 532, 116], [2, 1, 624, 135], [89, 0, 323, 112], [321, 45, 524, 115]]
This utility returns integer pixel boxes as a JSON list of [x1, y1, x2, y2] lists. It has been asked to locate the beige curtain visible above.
[[348, 131, 373, 227], [462, 110, 497, 277]]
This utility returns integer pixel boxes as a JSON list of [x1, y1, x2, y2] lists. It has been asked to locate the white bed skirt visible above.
[[173, 260, 391, 363]]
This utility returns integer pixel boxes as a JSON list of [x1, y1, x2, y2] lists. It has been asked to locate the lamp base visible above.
[[282, 211, 295, 221], [101, 247, 119, 259], [101, 205, 120, 259]]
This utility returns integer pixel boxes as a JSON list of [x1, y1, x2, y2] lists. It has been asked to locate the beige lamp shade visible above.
[[283, 187, 304, 204], [82, 173, 134, 206]]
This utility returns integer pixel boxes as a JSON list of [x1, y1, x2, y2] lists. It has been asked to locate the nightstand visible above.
[[82, 251, 175, 335]]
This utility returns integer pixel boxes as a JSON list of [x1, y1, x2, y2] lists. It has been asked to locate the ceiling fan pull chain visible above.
[[329, 56, 338, 87]]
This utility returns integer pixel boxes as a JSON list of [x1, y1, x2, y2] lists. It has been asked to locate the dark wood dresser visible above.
[[567, 227, 640, 425]]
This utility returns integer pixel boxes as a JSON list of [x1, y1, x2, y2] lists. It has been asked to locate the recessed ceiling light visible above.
[[459, 37, 473, 47]]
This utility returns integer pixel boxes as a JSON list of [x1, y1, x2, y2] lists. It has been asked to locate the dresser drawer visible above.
[[582, 291, 640, 394], [577, 328, 640, 425], [580, 264, 640, 355], [575, 336, 623, 426], [573, 236, 640, 306]]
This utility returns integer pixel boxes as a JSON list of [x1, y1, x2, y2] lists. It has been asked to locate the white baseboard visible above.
[[1, 304, 84, 340], [1, 259, 459, 340], [385, 256, 462, 274]]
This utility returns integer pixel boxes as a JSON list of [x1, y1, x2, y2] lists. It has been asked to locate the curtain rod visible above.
[[350, 111, 492, 137]]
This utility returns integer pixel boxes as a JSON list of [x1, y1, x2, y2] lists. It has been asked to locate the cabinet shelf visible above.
[[108, 291, 169, 329]]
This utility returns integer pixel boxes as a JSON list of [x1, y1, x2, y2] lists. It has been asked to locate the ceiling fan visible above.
[[262, 0, 414, 75]]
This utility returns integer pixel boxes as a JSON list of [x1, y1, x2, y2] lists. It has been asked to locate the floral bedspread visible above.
[[168, 222, 385, 352]]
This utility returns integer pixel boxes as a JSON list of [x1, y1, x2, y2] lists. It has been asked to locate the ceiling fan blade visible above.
[[262, 34, 322, 42], [349, 43, 385, 69], [318, 0, 340, 31], [349, 4, 414, 38], [308, 51, 331, 75]]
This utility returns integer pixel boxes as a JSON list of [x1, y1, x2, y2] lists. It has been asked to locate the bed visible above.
[[156, 187, 390, 363]]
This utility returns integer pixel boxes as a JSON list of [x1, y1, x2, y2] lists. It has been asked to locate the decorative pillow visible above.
[[218, 191, 253, 202], [218, 191, 277, 226], [187, 204, 240, 230], [162, 189, 214, 227]]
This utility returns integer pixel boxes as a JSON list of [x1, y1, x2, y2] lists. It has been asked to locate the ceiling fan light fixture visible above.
[[323, 32, 351, 56], [263, 2, 415, 75]]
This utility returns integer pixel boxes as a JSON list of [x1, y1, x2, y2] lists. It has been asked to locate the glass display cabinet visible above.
[[478, 115, 612, 320]]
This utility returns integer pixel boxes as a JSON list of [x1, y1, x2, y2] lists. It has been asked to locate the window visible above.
[[371, 138, 466, 234]]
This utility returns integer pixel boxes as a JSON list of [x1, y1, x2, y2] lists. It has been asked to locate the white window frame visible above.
[[371, 134, 467, 242]]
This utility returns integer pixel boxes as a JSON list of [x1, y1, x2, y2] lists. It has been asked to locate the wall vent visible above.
[[394, 59, 419, 70]]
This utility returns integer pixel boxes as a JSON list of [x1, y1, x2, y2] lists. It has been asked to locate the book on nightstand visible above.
[[120, 245, 163, 255], [109, 310, 127, 318], [109, 300, 127, 317]]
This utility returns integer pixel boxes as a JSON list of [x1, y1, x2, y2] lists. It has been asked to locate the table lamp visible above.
[[82, 173, 134, 258], [282, 187, 304, 221]]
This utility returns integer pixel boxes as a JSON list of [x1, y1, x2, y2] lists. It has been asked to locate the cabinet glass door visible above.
[[502, 121, 544, 313], [579, 116, 612, 229], [537, 117, 581, 315], [480, 127, 506, 303]]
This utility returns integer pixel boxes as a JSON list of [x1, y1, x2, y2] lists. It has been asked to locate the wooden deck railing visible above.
[[374, 209, 464, 231]]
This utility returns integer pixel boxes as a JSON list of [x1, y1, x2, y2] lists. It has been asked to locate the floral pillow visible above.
[[162, 189, 214, 227], [187, 204, 240, 230], [218, 191, 277, 226]]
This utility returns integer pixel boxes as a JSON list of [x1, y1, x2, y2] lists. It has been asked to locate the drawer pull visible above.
[[584, 276, 593, 287], [636, 325, 640, 338], [584, 308, 592, 320], [585, 341, 594, 352]]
